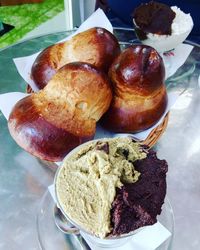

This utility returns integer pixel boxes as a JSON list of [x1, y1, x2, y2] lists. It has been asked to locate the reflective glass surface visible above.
[[0, 28, 200, 250]]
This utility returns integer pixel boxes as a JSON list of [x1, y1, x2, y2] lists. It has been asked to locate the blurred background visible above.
[[0, 0, 199, 49]]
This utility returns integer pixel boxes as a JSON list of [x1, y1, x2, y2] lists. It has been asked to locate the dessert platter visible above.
[[0, 2, 200, 250]]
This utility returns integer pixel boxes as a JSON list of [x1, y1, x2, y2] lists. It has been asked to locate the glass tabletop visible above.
[[0, 28, 200, 250]]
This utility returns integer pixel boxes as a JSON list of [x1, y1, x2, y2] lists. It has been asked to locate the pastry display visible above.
[[31, 27, 120, 89], [8, 62, 112, 162], [133, 1, 193, 52], [55, 137, 168, 238], [101, 45, 167, 133]]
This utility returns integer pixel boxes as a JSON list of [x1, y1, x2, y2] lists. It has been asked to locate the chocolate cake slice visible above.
[[111, 148, 168, 236]]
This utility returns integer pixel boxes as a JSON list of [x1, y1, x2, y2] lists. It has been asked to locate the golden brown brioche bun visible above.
[[31, 27, 120, 89], [101, 45, 168, 133], [9, 62, 112, 162]]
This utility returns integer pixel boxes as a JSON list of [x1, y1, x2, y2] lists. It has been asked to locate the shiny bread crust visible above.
[[9, 62, 112, 161], [31, 27, 120, 89], [101, 45, 168, 133], [8, 96, 93, 162]]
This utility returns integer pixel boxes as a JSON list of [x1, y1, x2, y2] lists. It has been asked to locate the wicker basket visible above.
[[142, 112, 169, 148]]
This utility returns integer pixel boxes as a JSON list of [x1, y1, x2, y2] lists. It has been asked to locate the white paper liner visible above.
[[0, 92, 29, 120], [48, 185, 171, 250], [161, 43, 194, 79]]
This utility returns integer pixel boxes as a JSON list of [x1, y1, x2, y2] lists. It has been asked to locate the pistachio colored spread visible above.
[[56, 137, 147, 238]]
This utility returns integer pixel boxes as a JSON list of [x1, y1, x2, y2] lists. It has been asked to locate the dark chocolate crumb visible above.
[[110, 148, 167, 236], [116, 148, 129, 159], [96, 141, 109, 154], [135, 27, 148, 40]]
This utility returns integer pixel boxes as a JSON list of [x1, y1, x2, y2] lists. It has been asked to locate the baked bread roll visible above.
[[31, 27, 120, 89], [101, 45, 167, 133], [8, 62, 112, 162]]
